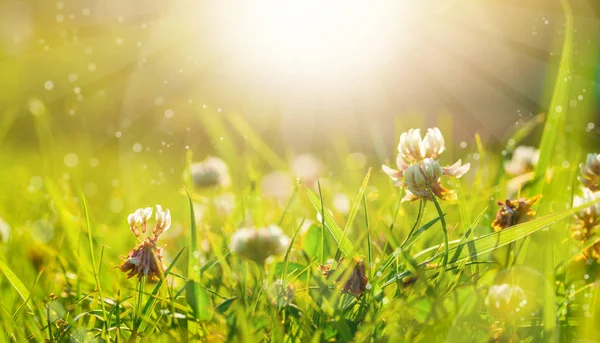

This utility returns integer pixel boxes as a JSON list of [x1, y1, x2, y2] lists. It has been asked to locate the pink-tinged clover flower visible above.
[[579, 153, 600, 192], [382, 127, 470, 201], [118, 205, 171, 281]]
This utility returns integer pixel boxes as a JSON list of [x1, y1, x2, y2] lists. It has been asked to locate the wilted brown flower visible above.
[[118, 205, 171, 281], [319, 257, 368, 297], [491, 195, 541, 232]]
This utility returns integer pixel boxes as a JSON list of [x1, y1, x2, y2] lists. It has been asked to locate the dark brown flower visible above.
[[118, 237, 164, 281], [319, 257, 368, 297], [491, 195, 541, 232]]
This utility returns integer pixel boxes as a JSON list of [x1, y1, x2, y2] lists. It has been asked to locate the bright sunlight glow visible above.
[[200, 0, 414, 79]]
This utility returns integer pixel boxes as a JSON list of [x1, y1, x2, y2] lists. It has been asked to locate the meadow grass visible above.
[[2, 1, 600, 342]]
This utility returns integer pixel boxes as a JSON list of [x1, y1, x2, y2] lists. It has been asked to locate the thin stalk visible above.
[[401, 198, 426, 248], [428, 190, 449, 272]]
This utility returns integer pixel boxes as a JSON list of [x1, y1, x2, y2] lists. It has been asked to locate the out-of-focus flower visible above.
[[0, 216, 10, 243], [382, 128, 469, 201], [572, 188, 600, 260], [189, 156, 231, 188], [118, 205, 171, 281], [230, 225, 290, 263], [504, 146, 539, 176], [213, 192, 236, 215], [291, 154, 323, 187], [485, 284, 527, 320], [261, 171, 293, 203], [491, 195, 541, 232], [579, 153, 600, 192], [333, 193, 351, 214], [319, 257, 368, 297]]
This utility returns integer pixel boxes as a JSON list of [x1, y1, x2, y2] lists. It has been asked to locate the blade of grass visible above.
[[335, 168, 371, 261], [81, 195, 107, 332], [306, 187, 354, 257]]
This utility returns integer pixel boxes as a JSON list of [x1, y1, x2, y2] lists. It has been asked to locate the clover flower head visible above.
[[291, 153, 323, 187], [571, 188, 600, 260], [504, 146, 539, 176], [127, 207, 152, 236], [491, 195, 541, 232], [579, 153, 600, 192], [118, 205, 171, 281], [401, 158, 470, 202], [190, 156, 231, 188], [398, 128, 445, 165], [153, 205, 171, 237], [382, 127, 469, 199], [230, 225, 290, 263], [485, 284, 527, 320]]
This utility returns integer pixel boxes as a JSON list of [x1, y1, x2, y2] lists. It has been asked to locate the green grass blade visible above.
[[306, 187, 354, 257], [185, 189, 212, 323], [335, 168, 371, 261], [438, 197, 598, 264]]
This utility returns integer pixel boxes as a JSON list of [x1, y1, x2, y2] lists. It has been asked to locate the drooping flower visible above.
[[318, 257, 368, 297], [491, 195, 541, 232], [0, 216, 10, 243], [118, 205, 171, 281], [571, 188, 600, 260], [504, 146, 539, 176], [382, 127, 469, 201], [485, 284, 527, 320], [189, 156, 231, 188], [230, 225, 290, 263], [579, 153, 600, 192]]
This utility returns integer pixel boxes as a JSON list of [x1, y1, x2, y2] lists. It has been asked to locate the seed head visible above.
[[485, 284, 527, 321]]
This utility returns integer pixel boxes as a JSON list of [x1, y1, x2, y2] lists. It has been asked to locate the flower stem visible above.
[[401, 198, 426, 248], [428, 190, 448, 273]]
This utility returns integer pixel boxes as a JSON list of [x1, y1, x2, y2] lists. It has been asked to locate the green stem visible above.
[[428, 190, 448, 272], [401, 198, 426, 248]]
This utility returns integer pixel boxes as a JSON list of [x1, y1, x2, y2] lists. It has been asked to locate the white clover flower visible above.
[[401, 158, 470, 202], [0, 216, 10, 243], [579, 153, 600, 192], [291, 153, 323, 187], [333, 193, 351, 214], [504, 146, 539, 176], [127, 207, 153, 236], [120, 205, 171, 281], [190, 156, 231, 188], [261, 171, 293, 203], [382, 127, 469, 198], [153, 205, 171, 237], [571, 188, 600, 260], [573, 187, 600, 222], [230, 225, 290, 263], [485, 284, 527, 320]]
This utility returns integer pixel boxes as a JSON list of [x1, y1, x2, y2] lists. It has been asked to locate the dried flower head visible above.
[[118, 205, 171, 281], [230, 225, 290, 263], [504, 146, 539, 176], [382, 127, 469, 201], [485, 284, 527, 321], [579, 153, 600, 192], [190, 156, 231, 188], [319, 257, 368, 297], [491, 195, 541, 232], [571, 188, 600, 260]]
